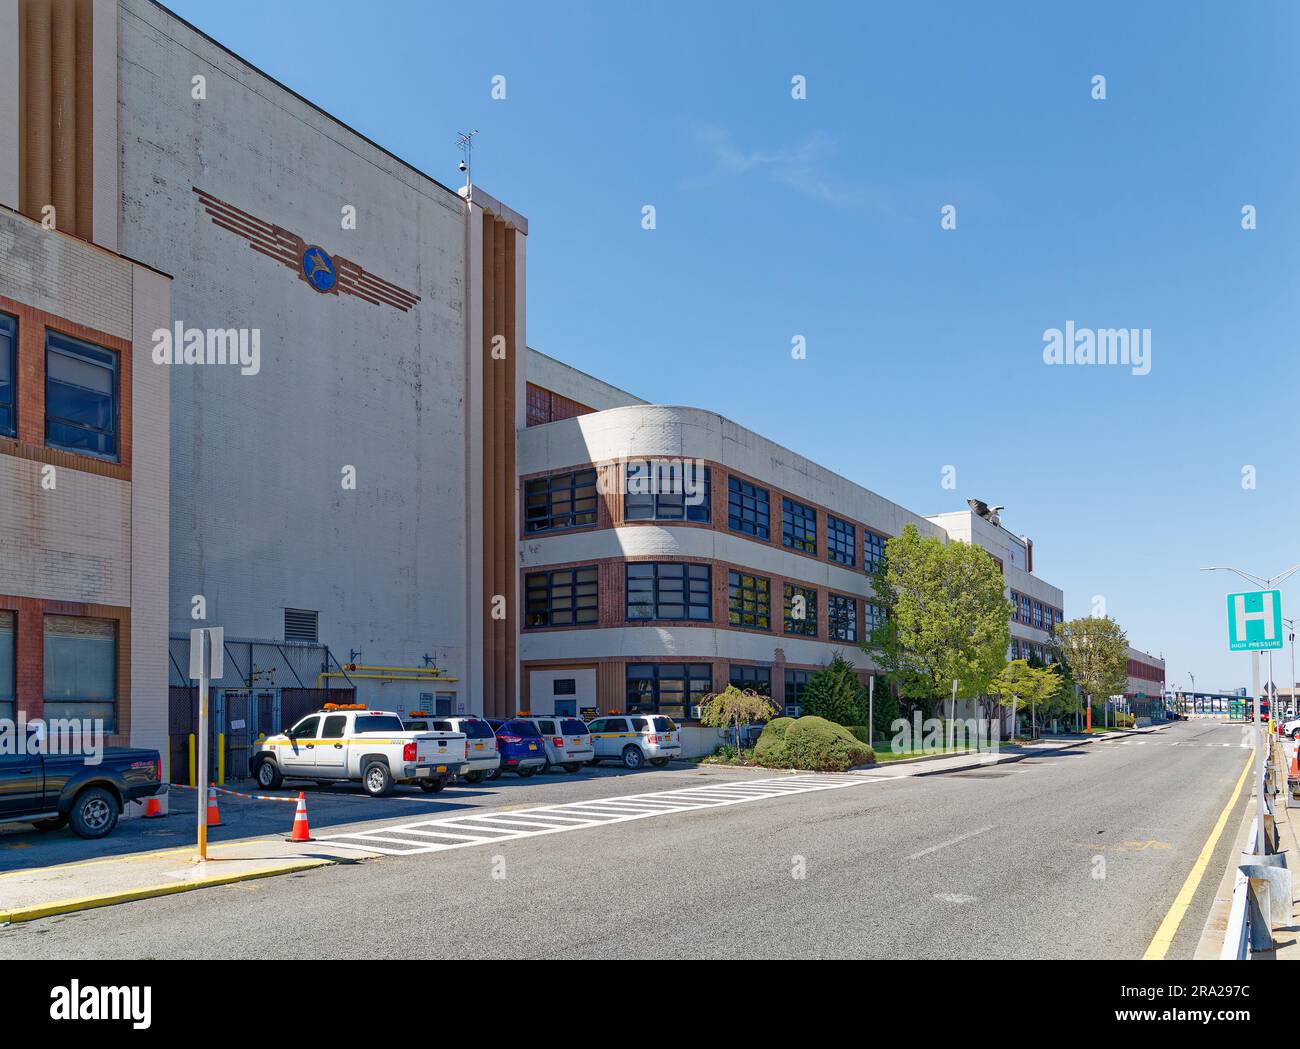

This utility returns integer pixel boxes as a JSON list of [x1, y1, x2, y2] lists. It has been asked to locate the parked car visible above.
[[1281, 716, 1300, 740], [248, 705, 468, 796], [586, 714, 682, 769], [403, 713, 500, 783], [486, 718, 548, 777], [514, 715, 594, 773], [0, 748, 165, 839]]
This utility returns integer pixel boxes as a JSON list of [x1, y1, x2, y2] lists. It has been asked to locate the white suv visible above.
[[516, 716, 594, 773], [403, 714, 501, 783], [587, 714, 682, 769]]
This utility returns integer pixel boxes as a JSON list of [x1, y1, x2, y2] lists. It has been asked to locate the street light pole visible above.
[[1200, 564, 1300, 855]]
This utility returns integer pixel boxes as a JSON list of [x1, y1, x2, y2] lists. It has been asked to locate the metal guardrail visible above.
[[1221, 867, 1251, 960]]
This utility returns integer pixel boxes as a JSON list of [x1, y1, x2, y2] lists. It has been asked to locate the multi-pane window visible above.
[[1032, 601, 1044, 629], [728, 476, 770, 540], [626, 563, 711, 621], [784, 584, 818, 637], [1009, 590, 1019, 621], [525, 566, 598, 628], [46, 332, 119, 461], [782, 498, 817, 555], [0, 610, 13, 722], [524, 469, 598, 532], [729, 664, 771, 696], [828, 594, 858, 642], [784, 668, 813, 715], [864, 602, 886, 635], [1054, 609, 1063, 630], [827, 515, 856, 567], [863, 531, 886, 573], [728, 571, 771, 630], [1020, 594, 1031, 624], [43, 615, 116, 731], [0, 313, 15, 438], [626, 663, 712, 719], [624, 460, 710, 522]]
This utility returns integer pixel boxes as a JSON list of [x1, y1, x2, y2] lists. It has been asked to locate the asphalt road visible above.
[[0, 720, 1252, 959]]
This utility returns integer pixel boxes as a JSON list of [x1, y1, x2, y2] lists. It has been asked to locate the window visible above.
[[0, 313, 15, 438], [45, 332, 119, 461], [284, 608, 319, 643], [524, 469, 598, 532], [728, 571, 771, 630], [827, 515, 856, 567], [320, 715, 347, 739], [354, 714, 405, 733], [1054, 609, 1063, 629], [863, 531, 886, 573], [526, 383, 550, 427], [782, 498, 817, 555], [626, 562, 711, 621], [537, 719, 558, 735], [525, 567, 598, 628], [289, 715, 320, 738], [1020, 594, 1031, 625], [828, 594, 858, 642], [1009, 591, 1019, 621], [560, 718, 588, 735], [553, 678, 577, 696], [43, 616, 116, 730], [728, 476, 770, 540], [0, 611, 12, 722], [626, 664, 712, 719], [729, 664, 771, 696], [784, 668, 813, 715], [784, 584, 818, 637], [1032, 601, 1043, 629], [624, 460, 710, 522], [865, 602, 886, 635], [503, 720, 541, 737]]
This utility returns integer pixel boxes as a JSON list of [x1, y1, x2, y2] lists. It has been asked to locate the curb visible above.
[[0, 858, 333, 925]]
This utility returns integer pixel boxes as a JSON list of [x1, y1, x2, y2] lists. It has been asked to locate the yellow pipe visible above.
[[218, 733, 225, 785], [188, 734, 196, 788], [315, 670, 460, 688]]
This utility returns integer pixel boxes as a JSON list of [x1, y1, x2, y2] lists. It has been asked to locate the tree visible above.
[[862, 523, 1011, 716], [698, 685, 777, 750], [799, 653, 868, 726], [987, 659, 1062, 739], [1056, 616, 1129, 726]]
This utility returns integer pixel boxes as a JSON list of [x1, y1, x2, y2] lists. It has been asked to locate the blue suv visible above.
[[487, 718, 549, 778]]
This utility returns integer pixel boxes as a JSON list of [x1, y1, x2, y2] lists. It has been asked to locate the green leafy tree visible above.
[[698, 685, 777, 750], [987, 659, 1062, 739], [862, 523, 1011, 715], [799, 653, 868, 726], [1057, 616, 1129, 722]]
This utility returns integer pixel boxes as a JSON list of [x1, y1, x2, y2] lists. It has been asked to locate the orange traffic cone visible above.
[[1290, 750, 1298, 780], [205, 786, 223, 827], [286, 792, 313, 843], [143, 797, 164, 819]]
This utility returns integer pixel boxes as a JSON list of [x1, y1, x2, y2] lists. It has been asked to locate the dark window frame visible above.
[[784, 583, 818, 637], [0, 312, 15, 439], [45, 330, 120, 462], [727, 570, 771, 631], [626, 562, 712, 622], [624, 460, 711, 523], [625, 663, 712, 717], [863, 530, 886, 574], [827, 515, 856, 567], [828, 593, 858, 642], [784, 668, 813, 715], [524, 468, 599, 533], [524, 565, 599, 629], [782, 497, 817, 555], [729, 664, 771, 696], [727, 476, 771, 540]]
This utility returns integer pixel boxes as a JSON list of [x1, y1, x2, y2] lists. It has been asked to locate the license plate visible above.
[[474, 743, 484, 750], [528, 743, 537, 750], [436, 765, 447, 773]]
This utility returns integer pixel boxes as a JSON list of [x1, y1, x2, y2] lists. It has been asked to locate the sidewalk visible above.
[[0, 835, 367, 925]]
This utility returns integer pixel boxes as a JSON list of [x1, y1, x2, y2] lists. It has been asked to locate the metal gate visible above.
[[213, 688, 280, 782]]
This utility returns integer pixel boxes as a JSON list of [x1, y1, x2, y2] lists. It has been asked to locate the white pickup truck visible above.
[[248, 705, 469, 796]]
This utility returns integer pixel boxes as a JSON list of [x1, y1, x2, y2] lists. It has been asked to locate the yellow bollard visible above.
[[218, 733, 225, 785], [188, 733, 196, 788]]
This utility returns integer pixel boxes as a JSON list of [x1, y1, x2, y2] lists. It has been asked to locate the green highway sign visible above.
[[1226, 590, 1283, 652]]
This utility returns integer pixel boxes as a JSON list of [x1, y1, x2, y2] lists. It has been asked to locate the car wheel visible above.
[[587, 758, 601, 767], [33, 816, 68, 832], [517, 766, 537, 779], [1292, 729, 1299, 741], [563, 763, 582, 774], [484, 767, 501, 780], [255, 758, 283, 790], [419, 779, 446, 793], [649, 757, 669, 768], [622, 746, 645, 770], [539, 759, 552, 775], [362, 761, 394, 797], [68, 787, 119, 839], [463, 770, 484, 784]]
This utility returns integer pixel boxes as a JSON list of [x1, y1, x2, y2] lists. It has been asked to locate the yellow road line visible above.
[[1143, 746, 1254, 960]]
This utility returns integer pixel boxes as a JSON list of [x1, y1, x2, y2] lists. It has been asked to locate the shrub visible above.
[[798, 653, 868, 726], [756, 715, 874, 772], [846, 725, 873, 746], [754, 716, 794, 767]]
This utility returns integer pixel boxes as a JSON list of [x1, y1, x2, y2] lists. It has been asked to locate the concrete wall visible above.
[[114, 0, 475, 709], [526, 347, 646, 411]]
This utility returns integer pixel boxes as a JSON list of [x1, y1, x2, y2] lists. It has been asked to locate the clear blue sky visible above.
[[164, 0, 1300, 693]]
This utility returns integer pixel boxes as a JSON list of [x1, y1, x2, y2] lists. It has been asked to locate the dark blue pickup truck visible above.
[[0, 749, 165, 839]]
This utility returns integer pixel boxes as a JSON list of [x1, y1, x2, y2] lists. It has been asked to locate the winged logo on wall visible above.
[[192, 187, 421, 313]]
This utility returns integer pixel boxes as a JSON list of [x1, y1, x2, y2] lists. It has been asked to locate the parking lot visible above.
[[0, 759, 746, 873]]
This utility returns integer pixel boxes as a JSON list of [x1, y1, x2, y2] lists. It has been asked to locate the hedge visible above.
[[754, 715, 874, 772]]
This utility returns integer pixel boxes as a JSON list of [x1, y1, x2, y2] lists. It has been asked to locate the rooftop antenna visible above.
[[457, 130, 478, 195]]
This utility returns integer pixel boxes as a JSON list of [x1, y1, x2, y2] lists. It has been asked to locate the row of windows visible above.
[[1010, 590, 1063, 633], [523, 562, 885, 641], [0, 314, 122, 461], [0, 611, 118, 730], [1011, 639, 1054, 664], [524, 464, 889, 575], [621, 663, 833, 719]]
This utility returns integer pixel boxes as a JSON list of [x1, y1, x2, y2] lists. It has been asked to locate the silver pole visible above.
[[1252, 651, 1264, 854], [868, 675, 874, 748]]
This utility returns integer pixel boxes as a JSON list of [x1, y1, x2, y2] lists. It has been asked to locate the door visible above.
[[554, 699, 577, 717], [314, 713, 348, 777], [536, 719, 561, 763], [593, 717, 629, 758], [280, 715, 320, 775], [0, 755, 44, 817]]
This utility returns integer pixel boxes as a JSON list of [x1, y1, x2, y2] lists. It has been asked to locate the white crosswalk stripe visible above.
[[317, 774, 880, 856]]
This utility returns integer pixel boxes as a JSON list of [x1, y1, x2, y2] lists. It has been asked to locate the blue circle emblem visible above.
[[302, 245, 337, 292]]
